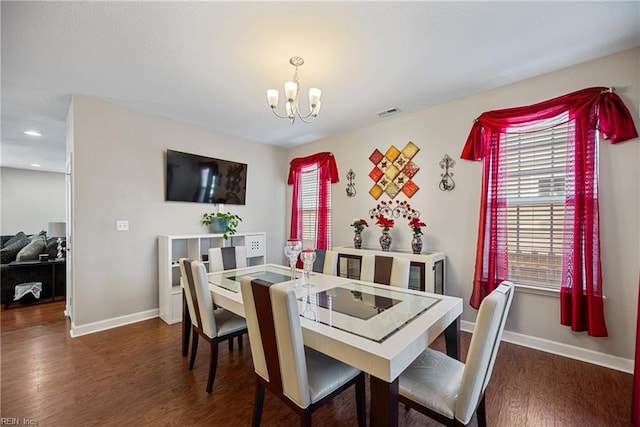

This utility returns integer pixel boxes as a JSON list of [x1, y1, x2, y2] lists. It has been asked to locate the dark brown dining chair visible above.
[[179, 259, 247, 393], [239, 276, 366, 427]]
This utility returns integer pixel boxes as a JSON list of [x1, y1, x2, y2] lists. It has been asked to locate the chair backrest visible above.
[[240, 277, 311, 409], [208, 246, 247, 272], [190, 260, 219, 339], [454, 281, 514, 424], [312, 249, 339, 276], [360, 255, 410, 288], [179, 258, 199, 328]]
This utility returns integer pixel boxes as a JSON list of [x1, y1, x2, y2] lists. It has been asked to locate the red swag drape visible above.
[[287, 152, 339, 250], [461, 86, 637, 337]]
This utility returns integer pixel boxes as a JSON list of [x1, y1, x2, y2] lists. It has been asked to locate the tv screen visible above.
[[165, 149, 247, 205]]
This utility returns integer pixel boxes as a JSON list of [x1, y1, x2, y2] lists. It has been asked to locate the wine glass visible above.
[[301, 290, 317, 321], [284, 239, 302, 285], [299, 248, 316, 288]]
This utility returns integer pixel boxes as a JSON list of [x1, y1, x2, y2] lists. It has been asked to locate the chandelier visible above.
[[266, 56, 322, 124]]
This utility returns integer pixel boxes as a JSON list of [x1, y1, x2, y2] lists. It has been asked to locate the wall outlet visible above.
[[116, 220, 129, 231]]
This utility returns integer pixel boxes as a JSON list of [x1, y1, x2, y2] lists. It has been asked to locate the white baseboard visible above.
[[70, 308, 159, 338], [460, 320, 634, 374]]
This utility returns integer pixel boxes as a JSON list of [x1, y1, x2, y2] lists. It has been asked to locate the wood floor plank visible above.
[[1, 302, 634, 426]]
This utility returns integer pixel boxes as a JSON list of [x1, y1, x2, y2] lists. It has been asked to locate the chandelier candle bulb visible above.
[[284, 81, 298, 102], [309, 88, 321, 107], [267, 89, 279, 108]]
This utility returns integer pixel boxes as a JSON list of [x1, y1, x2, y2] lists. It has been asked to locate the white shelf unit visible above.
[[332, 246, 446, 294], [158, 232, 266, 324]]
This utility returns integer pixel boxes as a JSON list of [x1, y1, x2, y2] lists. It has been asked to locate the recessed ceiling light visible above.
[[24, 130, 42, 137], [30, 163, 41, 168]]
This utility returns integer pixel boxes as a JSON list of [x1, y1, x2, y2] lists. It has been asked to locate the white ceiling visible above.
[[2, 1, 639, 173]]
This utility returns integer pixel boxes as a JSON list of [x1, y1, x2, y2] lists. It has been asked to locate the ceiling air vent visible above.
[[377, 108, 401, 118]]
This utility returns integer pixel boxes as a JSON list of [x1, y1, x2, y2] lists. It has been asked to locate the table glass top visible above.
[[298, 282, 440, 343], [208, 264, 294, 293], [208, 264, 442, 343]]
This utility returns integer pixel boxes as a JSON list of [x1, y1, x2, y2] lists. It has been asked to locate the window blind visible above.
[[505, 119, 569, 288], [300, 165, 331, 248]]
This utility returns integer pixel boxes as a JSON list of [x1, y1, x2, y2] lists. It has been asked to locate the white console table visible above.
[[158, 232, 266, 324], [332, 246, 446, 294]]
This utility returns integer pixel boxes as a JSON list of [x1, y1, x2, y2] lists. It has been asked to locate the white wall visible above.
[[1, 167, 66, 235], [287, 48, 640, 362], [68, 95, 288, 327]]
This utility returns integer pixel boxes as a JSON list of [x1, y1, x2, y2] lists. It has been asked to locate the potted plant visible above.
[[350, 218, 368, 249], [201, 212, 242, 239]]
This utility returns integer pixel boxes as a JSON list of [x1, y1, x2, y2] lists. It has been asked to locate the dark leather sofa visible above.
[[1, 234, 66, 307]]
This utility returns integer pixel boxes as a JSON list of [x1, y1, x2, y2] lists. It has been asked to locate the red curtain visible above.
[[287, 152, 339, 250], [461, 87, 637, 337], [634, 273, 640, 425]]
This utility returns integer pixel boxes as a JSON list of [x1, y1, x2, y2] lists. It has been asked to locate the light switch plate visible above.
[[116, 220, 129, 231]]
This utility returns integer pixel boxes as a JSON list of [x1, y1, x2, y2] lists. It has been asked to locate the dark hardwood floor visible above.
[[1, 302, 633, 426]]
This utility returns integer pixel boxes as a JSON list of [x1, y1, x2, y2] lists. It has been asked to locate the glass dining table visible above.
[[185, 263, 463, 427]]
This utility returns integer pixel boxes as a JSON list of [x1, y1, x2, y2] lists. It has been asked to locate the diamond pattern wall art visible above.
[[368, 141, 420, 200]]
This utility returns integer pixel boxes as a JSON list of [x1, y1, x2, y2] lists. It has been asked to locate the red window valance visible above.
[[462, 86, 638, 161]]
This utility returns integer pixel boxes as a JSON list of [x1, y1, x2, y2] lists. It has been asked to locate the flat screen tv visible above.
[[165, 149, 247, 205]]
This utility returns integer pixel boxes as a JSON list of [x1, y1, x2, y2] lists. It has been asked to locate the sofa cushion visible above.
[[16, 236, 47, 262], [2, 232, 26, 249], [1, 234, 30, 264], [29, 230, 46, 241]]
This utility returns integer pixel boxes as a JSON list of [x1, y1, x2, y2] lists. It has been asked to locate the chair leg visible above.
[[189, 331, 199, 370], [238, 334, 243, 350], [181, 292, 191, 357], [477, 395, 487, 427], [300, 411, 312, 427], [355, 374, 366, 427], [252, 382, 265, 427], [228, 337, 234, 352], [206, 340, 219, 393]]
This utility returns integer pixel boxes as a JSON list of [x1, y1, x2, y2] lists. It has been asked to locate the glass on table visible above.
[[299, 248, 316, 288], [301, 289, 317, 321], [284, 239, 302, 285]]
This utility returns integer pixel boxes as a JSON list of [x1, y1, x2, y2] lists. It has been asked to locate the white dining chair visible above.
[[360, 254, 410, 288], [181, 259, 247, 393], [240, 276, 366, 426], [398, 281, 514, 426], [208, 246, 247, 272], [312, 249, 339, 276]]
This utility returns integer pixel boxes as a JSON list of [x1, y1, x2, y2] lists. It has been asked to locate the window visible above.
[[504, 116, 573, 289], [300, 164, 332, 248], [287, 152, 338, 251], [461, 86, 637, 336]]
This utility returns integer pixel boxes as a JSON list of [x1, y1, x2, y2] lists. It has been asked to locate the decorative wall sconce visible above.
[[346, 169, 356, 197], [439, 154, 456, 191]]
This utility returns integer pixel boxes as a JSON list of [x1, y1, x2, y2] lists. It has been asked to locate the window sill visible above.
[[512, 282, 607, 300], [513, 282, 560, 297]]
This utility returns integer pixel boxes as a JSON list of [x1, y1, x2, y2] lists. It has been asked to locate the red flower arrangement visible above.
[[409, 217, 426, 236], [375, 215, 395, 231]]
